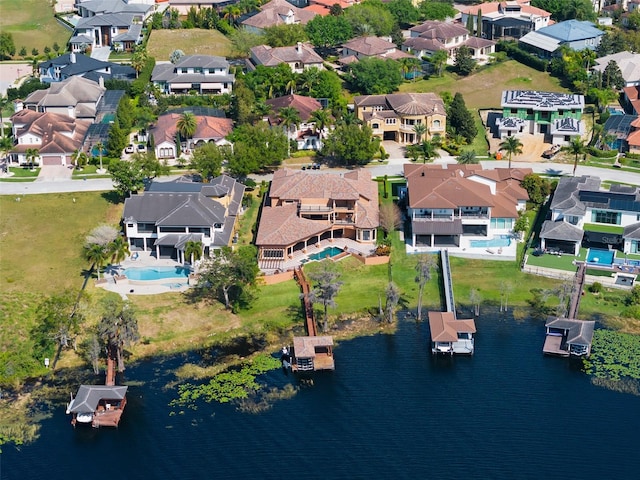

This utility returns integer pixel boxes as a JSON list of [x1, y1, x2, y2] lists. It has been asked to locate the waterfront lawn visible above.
[[0, 0, 71, 55], [525, 248, 587, 271], [146, 29, 232, 61], [583, 223, 624, 235]]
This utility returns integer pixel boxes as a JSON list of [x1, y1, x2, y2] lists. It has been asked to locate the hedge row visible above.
[[588, 147, 618, 158], [497, 41, 548, 72]]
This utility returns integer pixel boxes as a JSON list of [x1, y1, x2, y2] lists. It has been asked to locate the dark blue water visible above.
[[2, 312, 639, 479]]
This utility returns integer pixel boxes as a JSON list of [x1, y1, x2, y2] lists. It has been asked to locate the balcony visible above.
[[299, 205, 332, 213]]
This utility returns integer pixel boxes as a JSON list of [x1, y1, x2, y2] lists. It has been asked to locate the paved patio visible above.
[[406, 238, 518, 261]]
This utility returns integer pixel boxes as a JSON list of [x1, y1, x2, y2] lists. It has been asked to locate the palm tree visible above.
[[177, 112, 198, 152], [25, 148, 39, 168], [457, 150, 478, 164], [130, 48, 148, 79], [94, 141, 105, 172], [0, 95, 9, 138], [72, 149, 88, 169], [429, 50, 448, 77], [184, 240, 203, 265], [563, 137, 586, 176], [419, 140, 439, 164], [413, 123, 427, 144], [499, 136, 523, 169], [222, 5, 242, 25], [310, 109, 331, 140], [84, 243, 108, 280], [277, 106, 301, 156], [0, 136, 12, 161], [108, 236, 130, 267]]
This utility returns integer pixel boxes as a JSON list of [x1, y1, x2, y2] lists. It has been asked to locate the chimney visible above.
[[68, 105, 75, 118], [296, 42, 302, 54], [98, 76, 104, 88], [70, 52, 76, 64], [14, 100, 24, 113]]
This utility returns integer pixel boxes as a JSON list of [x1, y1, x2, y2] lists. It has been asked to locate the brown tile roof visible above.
[[464, 36, 497, 49], [250, 43, 323, 67], [242, 0, 316, 29], [10, 109, 90, 155], [342, 36, 397, 56], [304, 4, 329, 16], [256, 169, 379, 247], [410, 21, 469, 40], [457, 0, 549, 17], [150, 112, 233, 146], [265, 94, 322, 124], [428, 311, 476, 343], [354, 93, 445, 116]]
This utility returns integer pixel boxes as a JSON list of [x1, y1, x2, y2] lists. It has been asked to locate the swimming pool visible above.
[[586, 248, 615, 266], [470, 235, 511, 248], [307, 246, 343, 261], [124, 266, 190, 281]]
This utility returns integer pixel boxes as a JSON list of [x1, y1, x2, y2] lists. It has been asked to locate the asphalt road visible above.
[[1, 157, 638, 196]]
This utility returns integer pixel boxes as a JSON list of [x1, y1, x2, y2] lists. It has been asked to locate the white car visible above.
[[124, 144, 134, 154], [137, 144, 147, 153]]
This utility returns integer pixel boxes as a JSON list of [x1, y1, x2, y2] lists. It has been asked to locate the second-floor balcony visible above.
[[299, 205, 332, 213]]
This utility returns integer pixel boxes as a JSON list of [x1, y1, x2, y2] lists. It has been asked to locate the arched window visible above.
[[433, 119, 441, 129]]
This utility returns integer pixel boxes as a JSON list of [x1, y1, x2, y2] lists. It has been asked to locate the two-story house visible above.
[[403, 164, 531, 257], [402, 21, 496, 65], [255, 169, 379, 270], [241, 0, 316, 34], [20, 75, 107, 122], [122, 175, 245, 260], [249, 42, 324, 73], [265, 94, 324, 151], [354, 93, 446, 144], [339, 36, 413, 66], [458, 0, 551, 41], [497, 90, 585, 145], [39, 52, 136, 83], [540, 175, 640, 256], [519, 20, 604, 58], [8, 109, 91, 166], [151, 55, 235, 95], [150, 108, 233, 162], [593, 52, 640, 89]]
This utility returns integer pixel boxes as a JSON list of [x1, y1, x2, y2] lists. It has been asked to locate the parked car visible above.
[[125, 144, 134, 154], [137, 144, 147, 153]]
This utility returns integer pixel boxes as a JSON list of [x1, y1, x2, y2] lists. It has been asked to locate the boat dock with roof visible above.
[[290, 266, 335, 372], [428, 250, 476, 354]]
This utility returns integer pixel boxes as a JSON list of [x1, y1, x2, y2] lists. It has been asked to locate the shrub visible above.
[[588, 282, 603, 293], [588, 147, 618, 158], [497, 41, 548, 72], [375, 245, 391, 256]]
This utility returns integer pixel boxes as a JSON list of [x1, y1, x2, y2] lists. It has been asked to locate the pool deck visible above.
[[406, 239, 518, 261], [97, 253, 192, 299]]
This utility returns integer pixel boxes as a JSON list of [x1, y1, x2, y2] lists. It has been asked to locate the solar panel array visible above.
[[579, 190, 640, 213]]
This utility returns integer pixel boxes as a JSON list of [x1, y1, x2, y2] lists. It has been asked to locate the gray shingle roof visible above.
[[545, 317, 595, 346], [549, 175, 601, 215], [539, 219, 584, 242], [67, 385, 127, 414]]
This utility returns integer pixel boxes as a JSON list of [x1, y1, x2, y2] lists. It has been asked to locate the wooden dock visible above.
[[290, 267, 334, 372]]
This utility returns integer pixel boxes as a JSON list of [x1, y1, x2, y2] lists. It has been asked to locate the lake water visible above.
[[2, 310, 639, 479]]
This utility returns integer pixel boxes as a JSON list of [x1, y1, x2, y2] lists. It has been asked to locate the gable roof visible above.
[[265, 94, 322, 123], [428, 311, 476, 343], [539, 219, 584, 242], [10, 109, 90, 155], [545, 317, 595, 346], [242, 0, 316, 29], [150, 112, 233, 146]]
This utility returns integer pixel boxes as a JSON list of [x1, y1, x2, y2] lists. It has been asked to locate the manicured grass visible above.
[[525, 248, 587, 271], [236, 190, 260, 245], [7, 167, 40, 177], [398, 60, 566, 109], [146, 29, 232, 61], [0, 0, 71, 55], [583, 223, 624, 235], [467, 112, 490, 155]]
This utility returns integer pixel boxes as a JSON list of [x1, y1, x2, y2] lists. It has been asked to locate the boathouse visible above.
[[66, 385, 128, 427], [543, 317, 595, 357], [428, 311, 476, 354], [292, 335, 335, 372]]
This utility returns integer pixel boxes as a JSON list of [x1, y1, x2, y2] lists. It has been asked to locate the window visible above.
[[511, 108, 517, 114], [433, 119, 441, 129], [372, 123, 379, 129], [591, 210, 621, 225], [362, 230, 371, 241], [385, 118, 396, 125], [127, 223, 134, 228], [632, 240, 640, 254]]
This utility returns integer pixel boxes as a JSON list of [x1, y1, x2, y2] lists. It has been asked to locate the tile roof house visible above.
[[241, 0, 316, 33], [339, 36, 413, 66], [20, 76, 107, 122], [402, 21, 496, 65], [539, 175, 640, 255], [354, 93, 446, 144], [255, 168, 379, 271], [519, 20, 604, 58], [122, 175, 245, 260], [39, 52, 136, 83], [265, 94, 324, 151], [8, 109, 91, 166], [458, 0, 550, 41], [623, 86, 640, 115], [593, 52, 640, 89], [150, 109, 233, 162], [249, 42, 324, 73], [151, 55, 235, 95], [402, 164, 531, 256], [543, 317, 595, 357], [497, 90, 585, 145], [70, 0, 158, 52], [601, 114, 640, 153]]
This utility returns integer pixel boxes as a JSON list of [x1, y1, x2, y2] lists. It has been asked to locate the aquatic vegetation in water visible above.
[[237, 384, 298, 414], [583, 330, 640, 380], [591, 377, 640, 396], [170, 354, 282, 409]]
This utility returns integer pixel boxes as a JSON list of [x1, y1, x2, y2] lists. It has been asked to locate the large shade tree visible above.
[[307, 261, 344, 333], [97, 297, 140, 372]]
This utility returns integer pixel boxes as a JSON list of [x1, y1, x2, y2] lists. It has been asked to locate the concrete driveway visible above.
[[91, 47, 111, 61], [36, 165, 73, 181]]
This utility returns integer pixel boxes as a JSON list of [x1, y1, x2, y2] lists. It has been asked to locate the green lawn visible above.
[[525, 247, 587, 271], [0, 0, 71, 55], [583, 223, 624, 235], [146, 29, 232, 61], [398, 60, 566, 109]]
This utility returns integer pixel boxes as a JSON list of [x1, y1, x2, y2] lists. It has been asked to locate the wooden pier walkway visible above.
[[567, 262, 586, 319], [440, 250, 456, 314], [291, 266, 334, 371]]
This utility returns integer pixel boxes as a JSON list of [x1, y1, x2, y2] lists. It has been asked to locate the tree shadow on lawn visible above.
[[101, 191, 123, 205]]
